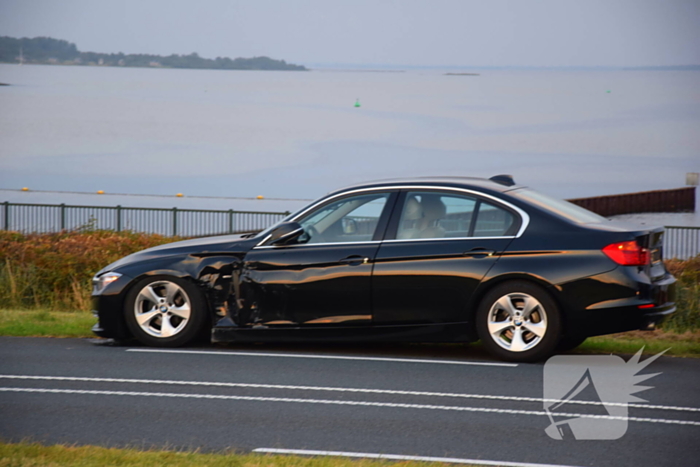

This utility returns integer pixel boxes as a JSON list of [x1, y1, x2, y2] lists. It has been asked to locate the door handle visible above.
[[339, 255, 370, 265], [463, 248, 496, 258]]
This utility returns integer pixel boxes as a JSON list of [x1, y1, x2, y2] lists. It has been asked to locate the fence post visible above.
[[228, 209, 233, 234], [172, 207, 178, 236], [60, 203, 66, 231], [3, 202, 8, 230], [116, 205, 122, 232]]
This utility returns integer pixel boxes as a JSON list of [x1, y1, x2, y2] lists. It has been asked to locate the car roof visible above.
[[329, 176, 524, 196]]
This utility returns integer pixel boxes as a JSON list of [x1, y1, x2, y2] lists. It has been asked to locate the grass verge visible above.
[[0, 309, 94, 338], [576, 330, 700, 358], [0, 442, 452, 467]]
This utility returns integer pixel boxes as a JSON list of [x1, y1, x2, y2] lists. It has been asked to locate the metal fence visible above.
[[664, 226, 700, 260], [0, 202, 289, 237], [1, 201, 698, 258]]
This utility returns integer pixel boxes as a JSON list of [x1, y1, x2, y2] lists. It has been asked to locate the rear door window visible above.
[[473, 201, 516, 237], [395, 191, 518, 240]]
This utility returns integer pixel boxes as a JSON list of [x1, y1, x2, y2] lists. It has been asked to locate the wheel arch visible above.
[[118, 270, 215, 337], [468, 272, 566, 324], [469, 272, 587, 345]]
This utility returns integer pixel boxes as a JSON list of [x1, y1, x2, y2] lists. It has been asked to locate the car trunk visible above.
[[588, 222, 675, 310]]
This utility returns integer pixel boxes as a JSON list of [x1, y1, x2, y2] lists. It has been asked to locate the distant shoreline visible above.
[[0, 35, 307, 71], [0, 62, 306, 72]]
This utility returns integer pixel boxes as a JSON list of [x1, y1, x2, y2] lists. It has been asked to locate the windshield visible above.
[[511, 188, 607, 224]]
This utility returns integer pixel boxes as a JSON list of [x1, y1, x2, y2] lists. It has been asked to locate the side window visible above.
[[398, 192, 477, 239], [473, 201, 515, 237], [297, 193, 389, 244], [396, 191, 518, 240]]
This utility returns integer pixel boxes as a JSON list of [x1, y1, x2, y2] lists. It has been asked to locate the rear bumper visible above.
[[638, 307, 676, 330], [560, 269, 677, 337], [578, 303, 675, 337]]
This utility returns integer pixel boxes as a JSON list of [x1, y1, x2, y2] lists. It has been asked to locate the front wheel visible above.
[[476, 281, 562, 363], [124, 275, 208, 347]]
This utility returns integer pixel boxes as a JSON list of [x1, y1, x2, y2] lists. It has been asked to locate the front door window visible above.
[[297, 193, 390, 244]]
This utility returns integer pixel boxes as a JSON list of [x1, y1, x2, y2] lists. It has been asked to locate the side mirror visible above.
[[267, 222, 304, 246]]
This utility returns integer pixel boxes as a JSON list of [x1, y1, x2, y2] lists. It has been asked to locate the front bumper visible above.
[[91, 272, 133, 339], [91, 294, 130, 339]]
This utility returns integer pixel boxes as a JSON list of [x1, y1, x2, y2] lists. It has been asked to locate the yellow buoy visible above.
[[97, 190, 105, 194], [176, 193, 184, 197], [21, 187, 29, 191], [256, 195, 264, 200]]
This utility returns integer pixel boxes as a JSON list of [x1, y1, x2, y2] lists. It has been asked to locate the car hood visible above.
[[97, 233, 257, 276]]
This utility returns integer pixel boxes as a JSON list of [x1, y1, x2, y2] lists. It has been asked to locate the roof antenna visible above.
[[489, 174, 515, 186]]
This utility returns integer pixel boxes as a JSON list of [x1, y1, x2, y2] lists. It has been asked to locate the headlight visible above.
[[92, 272, 122, 294]]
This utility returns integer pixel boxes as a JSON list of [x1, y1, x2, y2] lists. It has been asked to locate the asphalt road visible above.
[[1, 336, 699, 467]]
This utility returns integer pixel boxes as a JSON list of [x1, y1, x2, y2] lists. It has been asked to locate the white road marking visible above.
[[253, 448, 583, 467], [1, 374, 698, 413], [126, 348, 518, 367], [1, 387, 699, 426]]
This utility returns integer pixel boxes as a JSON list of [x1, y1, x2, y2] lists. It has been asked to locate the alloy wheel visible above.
[[133, 280, 192, 339], [486, 292, 548, 352]]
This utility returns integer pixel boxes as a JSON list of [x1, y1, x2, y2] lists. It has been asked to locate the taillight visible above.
[[602, 241, 650, 266]]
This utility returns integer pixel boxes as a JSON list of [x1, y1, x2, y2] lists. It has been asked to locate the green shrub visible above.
[[662, 256, 700, 331], [0, 230, 179, 311]]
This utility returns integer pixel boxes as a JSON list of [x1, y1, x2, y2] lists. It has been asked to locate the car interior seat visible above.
[[397, 196, 423, 239], [414, 195, 446, 239]]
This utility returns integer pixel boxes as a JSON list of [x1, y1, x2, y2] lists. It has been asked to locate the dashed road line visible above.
[[1, 374, 697, 413], [2, 387, 699, 426]]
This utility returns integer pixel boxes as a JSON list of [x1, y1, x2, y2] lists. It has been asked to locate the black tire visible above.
[[476, 281, 562, 363], [124, 275, 208, 347]]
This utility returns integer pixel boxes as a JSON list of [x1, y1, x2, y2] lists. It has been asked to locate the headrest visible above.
[[403, 197, 423, 221], [421, 196, 446, 220]]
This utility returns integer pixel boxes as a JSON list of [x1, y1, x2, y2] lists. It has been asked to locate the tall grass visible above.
[[663, 255, 700, 331], [0, 230, 178, 311]]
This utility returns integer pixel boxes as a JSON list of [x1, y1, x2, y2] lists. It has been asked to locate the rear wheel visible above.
[[476, 281, 562, 362], [124, 276, 208, 347]]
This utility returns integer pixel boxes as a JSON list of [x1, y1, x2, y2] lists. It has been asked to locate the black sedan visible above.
[[92, 176, 676, 362]]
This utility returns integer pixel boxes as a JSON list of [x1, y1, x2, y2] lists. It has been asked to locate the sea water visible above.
[[0, 64, 698, 224]]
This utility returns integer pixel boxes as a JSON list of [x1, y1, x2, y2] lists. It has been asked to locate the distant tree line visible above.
[[0, 36, 307, 71]]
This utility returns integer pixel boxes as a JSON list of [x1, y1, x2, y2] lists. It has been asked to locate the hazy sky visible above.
[[1, 0, 699, 67]]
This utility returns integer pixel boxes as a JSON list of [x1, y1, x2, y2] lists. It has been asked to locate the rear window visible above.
[[511, 188, 606, 224]]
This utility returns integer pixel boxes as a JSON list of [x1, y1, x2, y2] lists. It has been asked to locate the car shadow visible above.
[[209, 340, 497, 362], [92, 337, 525, 364]]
